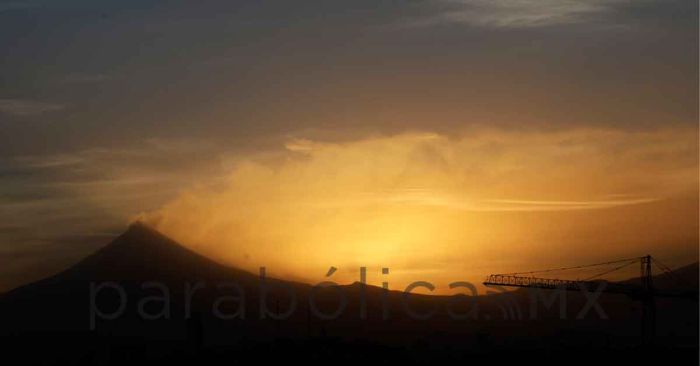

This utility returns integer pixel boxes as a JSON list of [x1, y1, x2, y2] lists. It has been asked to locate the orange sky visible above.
[[138, 128, 699, 293]]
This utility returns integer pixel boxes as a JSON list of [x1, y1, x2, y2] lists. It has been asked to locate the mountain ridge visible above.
[[3, 221, 697, 300], [0, 222, 697, 364]]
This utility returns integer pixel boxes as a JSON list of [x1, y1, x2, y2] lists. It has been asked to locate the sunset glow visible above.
[[136, 128, 698, 292]]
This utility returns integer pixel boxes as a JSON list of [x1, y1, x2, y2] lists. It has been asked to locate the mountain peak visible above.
[[2, 221, 259, 302], [125, 219, 158, 234], [116, 220, 178, 249], [54, 221, 248, 283]]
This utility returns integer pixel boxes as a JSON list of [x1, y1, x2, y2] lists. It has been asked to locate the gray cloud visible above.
[[0, 1, 37, 13], [62, 72, 111, 84], [0, 99, 65, 116], [404, 0, 623, 28], [402, 0, 697, 29]]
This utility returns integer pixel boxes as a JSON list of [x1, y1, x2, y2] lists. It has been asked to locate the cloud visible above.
[[0, 127, 696, 292], [0, 1, 38, 13], [477, 197, 659, 211], [62, 73, 111, 84], [0, 136, 225, 247], [0, 99, 65, 116], [407, 0, 624, 28], [137, 127, 698, 287]]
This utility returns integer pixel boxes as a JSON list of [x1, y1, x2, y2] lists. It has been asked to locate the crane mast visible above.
[[483, 255, 696, 344]]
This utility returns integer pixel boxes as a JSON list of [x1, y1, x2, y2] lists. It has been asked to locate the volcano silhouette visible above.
[[0, 223, 697, 365]]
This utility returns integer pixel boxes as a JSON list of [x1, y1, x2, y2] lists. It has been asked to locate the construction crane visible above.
[[483, 255, 698, 344]]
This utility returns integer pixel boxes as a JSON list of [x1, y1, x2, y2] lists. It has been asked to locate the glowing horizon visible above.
[[135, 128, 698, 293]]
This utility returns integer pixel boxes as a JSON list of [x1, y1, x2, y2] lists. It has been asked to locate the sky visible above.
[[0, 0, 697, 292]]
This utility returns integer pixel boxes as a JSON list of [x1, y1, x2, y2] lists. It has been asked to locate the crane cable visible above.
[[582, 259, 639, 281], [498, 256, 643, 276], [651, 257, 692, 288]]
